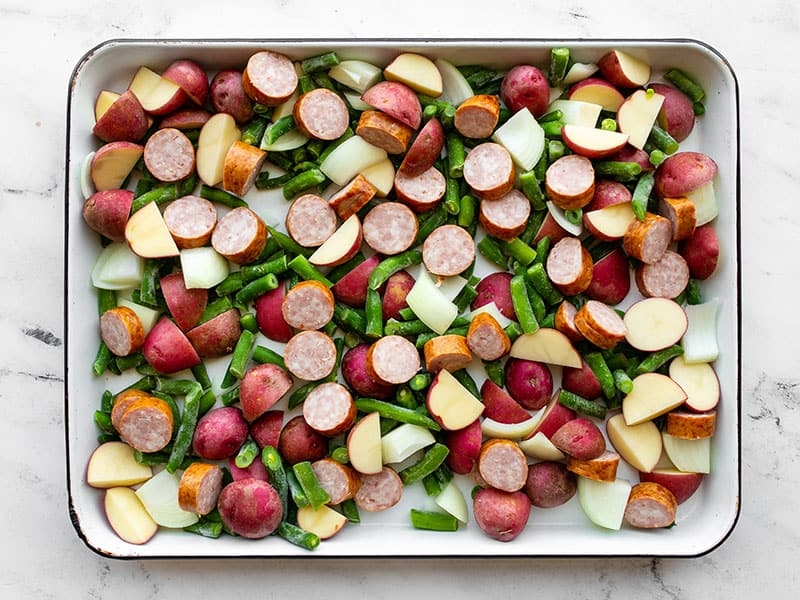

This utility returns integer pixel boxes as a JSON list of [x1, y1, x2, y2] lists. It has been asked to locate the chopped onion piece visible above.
[[405, 265, 458, 335], [180, 246, 230, 289], [681, 298, 720, 363], [435, 58, 474, 106], [562, 62, 599, 85], [381, 423, 436, 464], [81, 151, 96, 200], [328, 59, 383, 94], [481, 414, 543, 440], [117, 297, 160, 333], [320, 135, 387, 186], [491, 107, 545, 171], [546, 200, 583, 237], [91, 242, 145, 290], [135, 469, 199, 528], [434, 480, 469, 523]]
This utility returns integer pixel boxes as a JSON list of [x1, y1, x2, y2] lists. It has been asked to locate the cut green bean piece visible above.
[[548, 47, 570, 86], [288, 254, 333, 286], [234, 439, 260, 469], [584, 351, 616, 401], [251, 344, 286, 369], [635, 344, 684, 375], [166, 385, 202, 473], [631, 171, 655, 221], [292, 461, 331, 510], [510, 274, 539, 334], [198, 184, 248, 208], [368, 250, 423, 290], [399, 443, 450, 486], [301, 50, 340, 74], [354, 398, 441, 431], [613, 369, 634, 395], [282, 168, 327, 200], [558, 389, 607, 420], [410, 509, 459, 532]]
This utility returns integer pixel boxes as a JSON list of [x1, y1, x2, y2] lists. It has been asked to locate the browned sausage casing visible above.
[[356, 110, 413, 154], [622, 212, 672, 264], [99, 306, 145, 357], [624, 482, 678, 529], [546, 237, 594, 296], [178, 462, 223, 515], [242, 50, 298, 106], [211, 206, 268, 265], [573, 299, 628, 350], [545, 154, 595, 210], [222, 140, 267, 197]]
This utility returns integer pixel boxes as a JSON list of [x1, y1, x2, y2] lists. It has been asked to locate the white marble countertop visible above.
[[2, 0, 796, 596]]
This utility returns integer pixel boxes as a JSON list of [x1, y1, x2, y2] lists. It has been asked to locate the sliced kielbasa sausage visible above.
[[422, 224, 475, 276], [466, 311, 511, 361], [328, 174, 377, 220], [99, 306, 145, 357], [285, 193, 338, 247], [362, 201, 418, 255], [366, 334, 421, 385], [573, 299, 628, 350], [356, 110, 413, 154], [354, 466, 403, 511], [624, 482, 678, 529], [242, 50, 298, 106], [293, 88, 350, 141], [545, 154, 595, 210], [283, 330, 338, 381], [463, 142, 515, 200], [634, 250, 690, 299], [163, 195, 217, 249], [477, 438, 529, 493], [211, 206, 268, 265], [312, 458, 361, 505], [143, 127, 196, 183], [394, 166, 446, 213], [479, 189, 531, 241], [658, 196, 697, 241], [623, 212, 673, 264], [302, 382, 357, 437], [116, 395, 174, 453], [222, 140, 267, 197], [281, 280, 335, 331], [178, 462, 223, 516], [546, 236, 594, 296], [454, 94, 500, 139]]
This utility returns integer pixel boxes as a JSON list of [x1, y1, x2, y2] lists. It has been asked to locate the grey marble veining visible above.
[[2, 0, 799, 597]]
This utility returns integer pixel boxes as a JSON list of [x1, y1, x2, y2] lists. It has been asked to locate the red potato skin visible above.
[[228, 455, 270, 482], [471, 271, 516, 321], [160, 272, 208, 331], [254, 282, 293, 344], [239, 363, 293, 422], [586, 247, 631, 306], [185, 308, 242, 358], [524, 461, 577, 508], [398, 117, 445, 176], [654, 151, 718, 198], [678, 224, 720, 280], [649, 83, 695, 143], [584, 179, 632, 212], [609, 145, 653, 172], [473, 488, 532, 542], [217, 478, 283, 539], [162, 59, 210, 106], [504, 358, 553, 410], [550, 417, 606, 461], [638, 470, 704, 505], [249, 409, 284, 449], [341, 343, 396, 400], [480, 379, 532, 424], [381, 270, 415, 320], [561, 358, 603, 400], [278, 415, 328, 465], [210, 69, 255, 124], [93, 89, 149, 143], [532, 212, 570, 245], [82, 189, 134, 243], [331, 254, 383, 307], [500, 64, 550, 117], [192, 406, 249, 461], [361, 80, 422, 129], [530, 394, 576, 439], [142, 316, 201, 374], [443, 418, 482, 475], [158, 107, 212, 130]]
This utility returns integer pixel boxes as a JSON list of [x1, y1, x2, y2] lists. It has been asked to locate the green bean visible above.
[[241, 116, 268, 146], [130, 184, 181, 213], [214, 272, 244, 296], [276, 522, 320, 550], [685, 278, 703, 305], [646, 123, 679, 155], [368, 250, 423, 290], [540, 120, 563, 138], [251, 344, 286, 369], [613, 369, 634, 395], [288, 254, 333, 286], [635, 344, 684, 375], [239, 311, 259, 333], [225, 329, 256, 382], [452, 368, 480, 399], [197, 389, 217, 417], [261, 445, 289, 521], [234, 273, 279, 305], [330, 445, 350, 465], [548, 47, 570, 86], [199, 296, 234, 323], [443, 175, 461, 215], [594, 160, 643, 181], [297, 74, 315, 94], [287, 381, 316, 410], [262, 114, 297, 147], [332, 303, 367, 335], [240, 254, 289, 282], [255, 171, 294, 190], [399, 442, 449, 486], [364, 287, 384, 339], [317, 127, 354, 163], [446, 134, 466, 178], [477, 236, 507, 269], [558, 389, 607, 419], [190, 363, 212, 391], [510, 274, 539, 334], [301, 50, 340, 74], [526, 282, 547, 323], [457, 194, 476, 229], [663, 68, 705, 103], [394, 385, 417, 410], [422, 462, 454, 497], [91, 343, 113, 376], [649, 149, 666, 167], [384, 318, 431, 337], [166, 384, 202, 473], [282, 167, 327, 200], [292, 461, 331, 510], [184, 519, 223, 539], [533, 235, 551, 264], [484, 359, 504, 387], [583, 351, 616, 402], [408, 372, 433, 392], [340, 498, 360, 523], [354, 398, 441, 431], [500, 237, 537, 266], [93, 410, 115, 436], [234, 439, 260, 469], [547, 138, 568, 162], [409, 509, 459, 532], [414, 204, 447, 246], [504, 321, 523, 342], [525, 261, 563, 306], [193, 184, 246, 209], [564, 208, 583, 226], [631, 171, 655, 221], [452, 283, 478, 313], [284, 468, 310, 509], [266, 225, 313, 258]]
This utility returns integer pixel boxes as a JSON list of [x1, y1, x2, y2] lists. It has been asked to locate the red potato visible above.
[[254, 282, 293, 343], [550, 417, 606, 461], [90, 141, 144, 192], [649, 83, 695, 143], [239, 362, 293, 422], [504, 357, 553, 410], [532, 212, 570, 245], [480, 379, 532, 424], [158, 107, 212, 130], [142, 316, 201, 374], [278, 415, 328, 465], [654, 151, 718, 198], [192, 406, 249, 460], [443, 418, 482, 475], [586, 247, 631, 306], [162, 59, 209, 106], [159, 271, 208, 331], [585, 179, 632, 211], [529, 392, 576, 439], [217, 478, 283, 539], [638, 469, 704, 505], [331, 254, 383, 307], [82, 189, 134, 242], [561, 358, 603, 401], [381, 270, 415, 321], [186, 307, 242, 358], [524, 461, 577, 508], [341, 343, 396, 400], [361, 80, 422, 129], [471, 271, 516, 321], [472, 488, 531, 542], [609, 145, 653, 172], [678, 223, 720, 280], [228, 455, 270, 482], [93, 89, 149, 143], [210, 69, 255, 124], [500, 64, 550, 117], [249, 410, 284, 449], [398, 117, 445, 176], [597, 49, 651, 88]]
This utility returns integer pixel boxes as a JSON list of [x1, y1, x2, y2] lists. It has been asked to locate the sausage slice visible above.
[[479, 189, 531, 241], [634, 250, 690, 299], [281, 280, 335, 331], [312, 458, 361, 505], [302, 382, 357, 437], [573, 299, 628, 350], [356, 110, 413, 154], [211, 206, 268, 265], [394, 166, 446, 213], [242, 50, 298, 106], [463, 142, 515, 200], [283, 330, 338, 381], [454, 94, 500, 139], [163, 195, 217, 249], [143, 128, 196, 183], [116, 395, 174, 453], [546, 236, 594, 296], [422, 224, 475, 276], [328, 174, 377, 221], [178, 462, 223, 515], [477, 438, 528, 493], [622, 212, 672, 264], [624, 482, 678, 529], [285, 193, 338, 247], [545, 154, 596, 210], [222, 140, 267, 197], [100, 306, 145, 357], [366, 334, 421, 385], [293, 88, 350, 141], [354, 466, 403, 512], [362, 201, 418, 255]]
